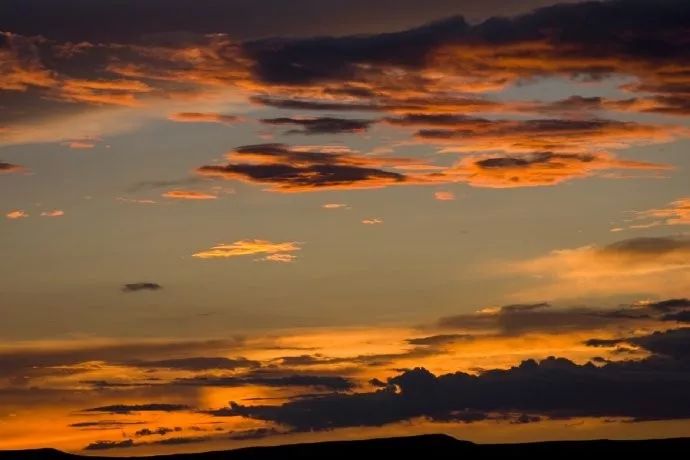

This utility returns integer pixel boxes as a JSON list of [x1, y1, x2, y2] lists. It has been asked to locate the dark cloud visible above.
[[126, 356, 260, 371], [223, 328, 690, 430], [406, 334, 474, 346], [135, 426, 182, 437], [0, 0, 573, 42], [647, 298, 690, 312], [69, 420, 147, 429], [0, 161, 24, 174], [84, 439, 135, 451], [121, 282, 162, 292], [177, 373, 354, 392], [197, 143, 413, 192], [82, 403, 191, 414], [261, 117, 375, 135], [436, 302, 645, 335]]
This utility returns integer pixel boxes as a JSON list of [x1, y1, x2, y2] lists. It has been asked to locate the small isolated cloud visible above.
[[116, 197, 157, 205], [63, 138, 97, 149], [162, 190, 218, 200], [434, 191, 455, 201], [192, 239, 301, 262], [507, 236, 690, 299], [362, 218, 383, 225], [5, 210, 28, 219], [168, 112, 239, 125], [122, 282, 163, 293], [40, 209, 64, 217], [0, 161, 25, 174], [322, 203, 348, 209]]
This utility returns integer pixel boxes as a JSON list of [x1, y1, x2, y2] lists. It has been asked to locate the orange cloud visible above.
[[448, 152, 668, 189], [162, 190, 218, 200], [6, 210, 28, 219], [192, 239, 301, 261], [434, 191, 455, 201], [40, 210, 64, 217], [362, 218, 383, 225], [506, 236, 690, 299], [168, 112, 240, 124], [629, 197, 690, 228], [322, 203, 348, 209]]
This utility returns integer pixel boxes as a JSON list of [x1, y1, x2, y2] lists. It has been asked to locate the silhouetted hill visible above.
[[2, 434, 690, 459]]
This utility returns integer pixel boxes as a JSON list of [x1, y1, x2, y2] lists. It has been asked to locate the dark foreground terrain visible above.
[[2, 434, 689, 459]]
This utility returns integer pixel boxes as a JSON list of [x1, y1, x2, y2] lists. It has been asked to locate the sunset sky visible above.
[[1, 0, 690, 455]]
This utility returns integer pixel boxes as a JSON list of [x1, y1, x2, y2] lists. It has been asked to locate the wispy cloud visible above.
[[162, 190, 218, 200]]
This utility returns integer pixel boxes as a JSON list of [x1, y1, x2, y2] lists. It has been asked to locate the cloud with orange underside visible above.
[[196, 143, 440, 193], [626, 197, 690, 229], [162, 190, 218, 200], [192, 239, 301, 261], [447, 152, 669, 189]]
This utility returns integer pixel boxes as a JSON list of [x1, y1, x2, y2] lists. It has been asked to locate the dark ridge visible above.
[[2, 435, 690, 459]]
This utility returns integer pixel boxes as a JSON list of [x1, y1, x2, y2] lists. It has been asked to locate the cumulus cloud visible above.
[[221, 326, 690, 430], [121, 282, 163, 292], [507, 236, 690, 299], [192, 239, 301, 261], [168, 112, 239, 124], [161, 190, 218, 200]]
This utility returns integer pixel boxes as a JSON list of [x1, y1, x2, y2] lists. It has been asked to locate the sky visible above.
[[1, 0, 690, 455]]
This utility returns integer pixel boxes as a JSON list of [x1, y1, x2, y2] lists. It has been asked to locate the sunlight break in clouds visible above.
[[192, 239, 301, 261]]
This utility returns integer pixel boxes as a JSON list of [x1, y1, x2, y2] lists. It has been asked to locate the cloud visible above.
[[63, 138, 97, 149], [261, 117, 375, 135], [192, 239, 301, 261], [507, 236, 690, 299], [83, 403, 191, 414], [127, 356, 260, 371], [624, 197, 690, 230], [121, 282, 163, 292], [447, 152, 668, 188], [322, 203, 348, 209], [406, 334, 473, 346], [0, 161, 24, 174], [434, 191, 455, 201], [5, 209, 28, 219], [223, 326, 690, 430], [436, 302, 651, 336], [181, 372, 355, 392], [135, 426, 182, 437], [40, 209, 64, 217], [168, 112, 239, 124], [84, 439, 135, 451], [196, 143, 427, 192], [161, 190, 218, 200], [362, 218, 383, 225]]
